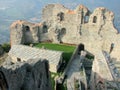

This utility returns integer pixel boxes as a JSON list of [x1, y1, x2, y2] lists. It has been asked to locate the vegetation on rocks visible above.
[[2, 43, 10, 52]]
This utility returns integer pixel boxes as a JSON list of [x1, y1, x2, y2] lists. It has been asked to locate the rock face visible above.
[[10, 4, 120, 60], [0, 57, 52, 90]]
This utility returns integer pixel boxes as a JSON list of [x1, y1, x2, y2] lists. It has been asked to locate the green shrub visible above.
[[2, 43, 10, 52]]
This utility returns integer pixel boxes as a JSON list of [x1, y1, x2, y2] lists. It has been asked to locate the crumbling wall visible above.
[[10, 20, 39, 45], [10, 4, 120, 60], [0, 57, 52, 90]]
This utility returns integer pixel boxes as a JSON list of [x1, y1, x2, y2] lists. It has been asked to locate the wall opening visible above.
[[84, 16, 89, 23], [109, 43, 114, 54], [24, 25, 33, 43], [57, 12, 64, 21], [78, 43, 85, 55], [17, 58, 21, 62], [43, 25, 48, 33], [25, 26, 30, 32], [61, 28, 66, 35], [59, 28, 66, 43], [93, 16, 97, 23]]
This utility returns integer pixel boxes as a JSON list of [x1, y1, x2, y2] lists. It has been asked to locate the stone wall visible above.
[[10, 4, 120, 60], [0, 57, 52, 90], [10, 20, 39, 45]]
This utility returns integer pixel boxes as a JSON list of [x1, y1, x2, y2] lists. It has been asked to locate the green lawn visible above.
[[34, 43, 76, 63]]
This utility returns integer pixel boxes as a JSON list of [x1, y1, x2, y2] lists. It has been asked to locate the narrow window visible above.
[[84, 16, 89, 23], [25, 26, 30, 32], [93, 16, 97, 23], [43, 25, 48, 33], [61, 28, 66, 35], [57, 12, 64, 21]]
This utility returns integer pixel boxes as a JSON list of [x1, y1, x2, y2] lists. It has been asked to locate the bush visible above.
[[2, 43, 10, 52]]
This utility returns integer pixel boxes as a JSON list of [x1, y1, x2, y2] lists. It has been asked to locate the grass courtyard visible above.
[[34, 43, 76, 63]]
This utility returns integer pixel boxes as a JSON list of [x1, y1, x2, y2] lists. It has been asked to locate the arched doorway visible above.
[[42, 25, 48, 33], [93, 16, 97, 23], [24, 26, 33, 44]]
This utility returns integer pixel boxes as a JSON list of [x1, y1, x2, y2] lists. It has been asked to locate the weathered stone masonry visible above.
[[10, 4, 120, 61]]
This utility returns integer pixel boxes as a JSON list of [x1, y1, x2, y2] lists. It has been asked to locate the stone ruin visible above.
[[0, 57, 52, 90], [9, 4, 120, 90], [10, 4, 120, 60]]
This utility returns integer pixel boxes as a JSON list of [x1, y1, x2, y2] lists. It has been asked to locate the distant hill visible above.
[[0, 0, 120, 44]]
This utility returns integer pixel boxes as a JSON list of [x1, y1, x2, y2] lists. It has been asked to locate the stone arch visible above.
[[93, 16, 97, 23], [59, 28, 66, 43], [61, 28, 66, 35], [24, 26, 33, 44], [43, 25, 48, 33], [57, 12, 64, 21], [0, 71, 8, 90], [25, 26, 30, 32]]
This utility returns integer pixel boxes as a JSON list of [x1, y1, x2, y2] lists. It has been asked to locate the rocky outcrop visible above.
[[0, 57, 52, 90]]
